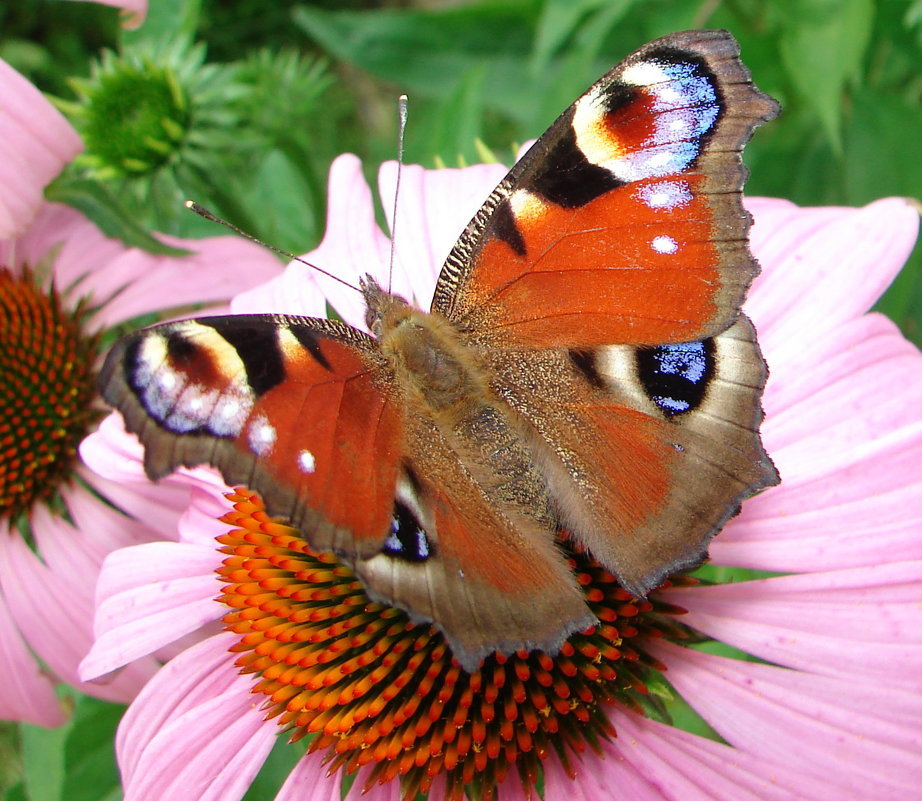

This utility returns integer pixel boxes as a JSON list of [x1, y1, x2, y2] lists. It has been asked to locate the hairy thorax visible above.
[[365, 278, 557, 532]]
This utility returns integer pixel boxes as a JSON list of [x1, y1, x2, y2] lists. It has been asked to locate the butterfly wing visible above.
[[433, 29, 779, 348], [431, 30, 779, 596]]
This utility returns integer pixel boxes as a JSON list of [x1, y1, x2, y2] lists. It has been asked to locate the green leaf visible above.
[[240, 735, 303, 801], [425, 63, 488, 163], [20, 720, 69, 801], [61, 698, 123, 801], [844, 90, 922, 345], [5, 782, 28, 801], [292, 2, 542, 126], [877, 240, 922, 346], [46, 176, 192, 256], [0, 720, 22, 798], [244, 148, 322, 255], [121, 0, 202, 48], [664, 690, 724, 742], [530, 0, 637, 122], [530, 0, 617, 74], [845, 90, 922, 203], [777, 0, 874, 152]]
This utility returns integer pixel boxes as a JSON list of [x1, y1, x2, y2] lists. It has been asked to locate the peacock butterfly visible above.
[[99, 30, 780, 672]]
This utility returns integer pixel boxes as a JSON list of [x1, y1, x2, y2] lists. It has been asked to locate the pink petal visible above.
[[62, 479, 158, 555], [716, 424, 922, 572], [80, 413, 230, 542], [546, 711, 837, 800], [81, 541, 222, 680], [0, 521, 157, 702], [0, 528, 65, 726], [745, 197, 843, 261], [544, 742, 660, 800], [494, 774, 530, 801], [663, 562, 922, 690], [79, 466, 185, 544], [344, 766, 403, 801], [771, 394, 922, 489], [87, 235, 282, 329], [276, 754, 343, 801], [0, 60, 82, 237], [377, 160, 508, 306], [710, 311, 922, 573], [763, 313, 922, 450], [0, 204, 127, 296], [119, 633, 276, 800], [747, 198, 919, 367], [341, 759, 527, 801], [231, 260, 329, 318], [651, 642, 922, 799], [177, 484, 239, 546], [29, 491, 108, 582]]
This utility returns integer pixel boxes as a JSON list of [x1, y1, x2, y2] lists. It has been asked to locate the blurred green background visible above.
[[0, 0, 920, 798], [3, 0, 921, 340]]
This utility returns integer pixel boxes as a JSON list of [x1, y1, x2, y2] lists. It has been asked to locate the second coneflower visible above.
[[0, 55, 282, 725]]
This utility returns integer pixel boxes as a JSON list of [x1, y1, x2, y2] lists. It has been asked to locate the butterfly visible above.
[[99, 30, 780, 672]]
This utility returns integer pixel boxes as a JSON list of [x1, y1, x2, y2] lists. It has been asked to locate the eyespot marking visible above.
[[383, 498, 432, 562], [637, 339, 714, 417]]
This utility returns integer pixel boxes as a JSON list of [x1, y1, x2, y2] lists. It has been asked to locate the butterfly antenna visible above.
[[184, 201, 361, 294], [386, 94, 409, 293]]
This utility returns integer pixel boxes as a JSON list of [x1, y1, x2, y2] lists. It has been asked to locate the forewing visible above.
[[98, 314, 403, 557], [432, 29, 779, 348]]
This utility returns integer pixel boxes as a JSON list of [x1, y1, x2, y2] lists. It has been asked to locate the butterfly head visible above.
[[361, 273, 413, 337]]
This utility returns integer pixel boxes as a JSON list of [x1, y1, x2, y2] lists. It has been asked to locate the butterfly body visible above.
[[100, 30, 780, 671]]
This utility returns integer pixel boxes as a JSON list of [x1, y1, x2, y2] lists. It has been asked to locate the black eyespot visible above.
[[492, 198, 527, 257], [201, 319, 286, 396], [636, 339, 714, 417], [528, 120, 625, 208], [569, 349, 606, 389], [164, 329, 197, 363], [382, 499, 432, 562]]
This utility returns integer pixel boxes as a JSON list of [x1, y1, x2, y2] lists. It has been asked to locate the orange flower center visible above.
[[0, 268, 100, 519], [218, 488, 695, 800]]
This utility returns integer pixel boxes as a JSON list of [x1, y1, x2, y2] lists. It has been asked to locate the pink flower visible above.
[[0, 59, 82, 238], [61, 0, 148, 29], [81, 154, 922, 799], [0, 57, 281, 725]]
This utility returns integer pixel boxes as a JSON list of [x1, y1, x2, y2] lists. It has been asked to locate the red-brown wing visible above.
[[98, 314, 402, 557], [432, 30, 778, 348]]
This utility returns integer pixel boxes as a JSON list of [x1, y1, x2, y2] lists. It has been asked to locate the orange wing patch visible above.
[[466, 176, 733, 348], [232, 334, 403, 548]]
